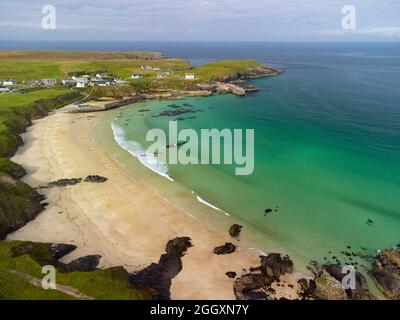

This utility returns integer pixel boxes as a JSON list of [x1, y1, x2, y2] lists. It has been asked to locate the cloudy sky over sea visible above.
[[0, 0, 399, 41]]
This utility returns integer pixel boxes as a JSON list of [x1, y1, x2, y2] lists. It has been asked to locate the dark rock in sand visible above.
[[84, 175, 108, 183], [214, 243, 236, 255], [260, 253, 293, 282], [233, 274, 268, 300], [129, 237, 192, 300], [50, 243, 77, 260], [229, 224, 243, 237], [323, 264, 372, 300], [371, 247, 400, 299], [67, 255, 101, 272], [226, 271, 237, 279], [49, 178, 82, 187]]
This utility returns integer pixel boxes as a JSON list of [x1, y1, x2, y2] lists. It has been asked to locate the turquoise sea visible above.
[[91, 42, 400, 274]]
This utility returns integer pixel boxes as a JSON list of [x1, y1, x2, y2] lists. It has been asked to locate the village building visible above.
[[0, 87, 10, 93], [185, 73, 195, 80], [2, 79, 16, 86], [113, 78, 125, 84], [96, 72, 108, 78], [94, 80, 110, 86], [61, 79, 77, 86], [42, 79, 57, 86], [131, 73, 144, 79]]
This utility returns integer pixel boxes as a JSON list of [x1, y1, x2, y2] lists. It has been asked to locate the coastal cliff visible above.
[[0, 91, 82, 239]]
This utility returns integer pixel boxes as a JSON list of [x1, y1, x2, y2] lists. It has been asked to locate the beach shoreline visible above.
[[6, 107, 281, 299]]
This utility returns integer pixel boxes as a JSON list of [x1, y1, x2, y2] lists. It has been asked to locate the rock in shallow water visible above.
[[371, 247, 400, 299], [312, 271, 347, 300], [323, 264, 372, 300]]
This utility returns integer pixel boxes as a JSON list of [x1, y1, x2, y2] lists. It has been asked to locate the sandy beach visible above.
[[6, 108, 267, 300]]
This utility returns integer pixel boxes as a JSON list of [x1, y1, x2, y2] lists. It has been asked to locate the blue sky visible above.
[[0, 0, 399, 41]]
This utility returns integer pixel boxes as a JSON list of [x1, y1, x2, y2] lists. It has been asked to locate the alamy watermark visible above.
[[41, 5, 56, 30], [341, 5, 356, 30], [41, 265, 56, 289], [146, 121, 254, 175], [341, 265, 356, 290]]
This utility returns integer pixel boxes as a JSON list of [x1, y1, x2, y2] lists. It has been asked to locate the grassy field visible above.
[[0, 241, 150, 300], [0, 89, 73, 130], [0, 51, 272, 88], [0, 50, 191, 81]]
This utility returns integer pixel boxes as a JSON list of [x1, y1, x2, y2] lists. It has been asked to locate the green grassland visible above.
[[0, 51, 272, 88], [0, 241, 150, 300], [0, 50, 191, 80]]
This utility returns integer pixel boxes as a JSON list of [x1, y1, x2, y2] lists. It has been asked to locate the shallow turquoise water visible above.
[[111, 43, 400, 270]]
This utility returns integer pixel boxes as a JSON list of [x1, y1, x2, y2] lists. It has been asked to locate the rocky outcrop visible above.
[[226, 271, 237, 278], [215, 82, 246, 96], [371, 247, 400, 299], [84, 175, 108, 183], [323, 264, 372, 300], [234, 274, 268, 300], [214, 243, 236, 255], [260, 253, 293, 283], [234, 253, 295, 300], [49, 178, 82, 187], [47, 175, 108, 188], [50, 243, 77, 260], [312, 271, 347, 300], [129, 237, 193, 300], [67, 255, 102, 272], [229, 224, 243, 237], [0, 176, 46, 240]]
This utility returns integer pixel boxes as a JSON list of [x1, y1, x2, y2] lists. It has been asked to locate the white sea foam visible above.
[[196, 195, 230, 216], [111, 122, 173, 181]]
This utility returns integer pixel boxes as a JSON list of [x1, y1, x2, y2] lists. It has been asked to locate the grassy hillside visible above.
[[0, 241, 150, 300], [0, 50, 191, 80], [0, 89, 83, 240]]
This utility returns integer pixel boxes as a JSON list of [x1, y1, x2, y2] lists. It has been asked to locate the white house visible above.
[[0, 87, 10, 93], [185, 73, 195, 80], [42, 79, 57, 86], [113, 78, 125, 84], [62, 79, 77, 86], [157, 72, 170, 79], [74, 77, 89, 88], [96, 80, 111, 86], [76, 80, 86, 88], [131, 73, 144, 79], [96, 72, 108, 78], [2, 80, 16, 86]]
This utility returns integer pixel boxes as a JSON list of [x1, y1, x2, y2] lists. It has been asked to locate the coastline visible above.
[[7, 108, 272, 299]]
